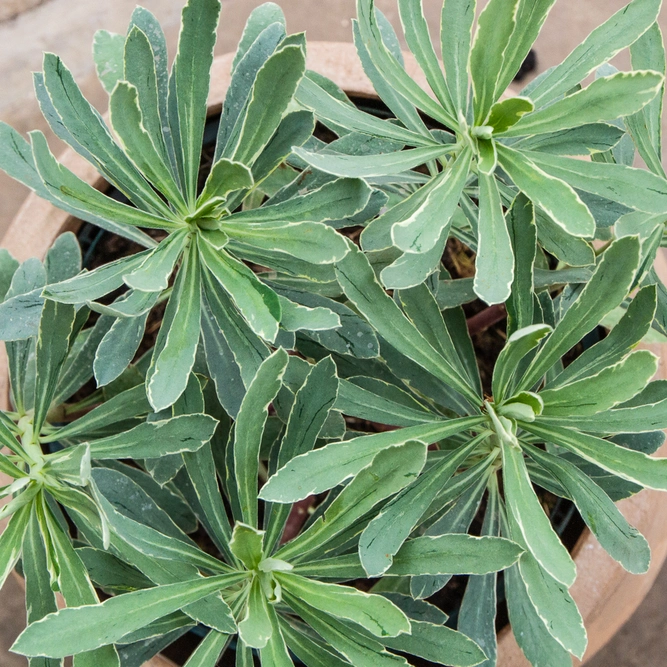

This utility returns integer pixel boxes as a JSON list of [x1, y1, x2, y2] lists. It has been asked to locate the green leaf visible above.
[[391, 149, 472, 254], [235, 349, 289, 527], [526, 0, 662, 107], [0, 249, 19, 300], [123, 24, 174, 180], [30, 131, 175, 231], [513, 123, 625, 155], [296, 75, 435, 147], [280, 573, 410, 638], [229, 177, 371, 226], [524, 444, 650, 574], [335, 378, 432, 427], [230, 523, 264, 571], [12, 574, 244, 659], [238, 577, 273, 648], [522, 149, 667, 214], [278, 441, 427, 562], [506, 195, 536, 336], [146, 243, 201, 411], [440, 0, 475, 115], [380, 234, 448, 290], [474, 170, 514, 305], [231, 45, 305, 165], [381, 620, 487, 667], [294, 143, 448, 179], [470, 0, 520, 123], [541, 350, 658, 416], [0, 504, 30, 590], [522, 419, 667, 491], [352, 19, 431, 140], [278, 297, 340, 332], [505, 71, 664, 138], [46, 231, 82, 283], [222, 222, 350, 265], [504, 560, 572, 667], [505, 513, 586, 657], [40, 54, 169, 214], [496, 0, 556, 97], [87, 414, 217, 459], [281, 620, 353, 667], [535, 209, 595, 267], [356, 0, 455, 127], [265, 357, 339, 552], [199, 159, 253, 204], [45, 384, 150, 442], [91, 474, 231, 576], [335, 244, 478, 404], [217, 23, 287, 160], [109, 82, 185, 209], [43, 252, 150, 304], [22, 506, 60, 667], [199, 237, 281, 342], [492, 324, 552, 403], [627, 22, 666, 176], [200, 273, 269, 406], [501, 440, 576, 586], [458, 481, 500, 667], [260, 611, 295, 667], [172, 0, 221, 203], [260, 416, 484, 503], [284, 593, 410, 667], [543, 383, 667, 433], [550, 285, 656, 388], [233, 3, 285, 72], [387, 534, 523, 576], [182, 443, 234, 562], [488, 97, 535, 133], [42, 507, 121, 667], [359, 437, 483, 577], [182, 631, 229, 667], [33, 300, 76, 434], [519, 236, 640, 390], [124, 231, 188, 293], [92, 30, 124, 93], [93, 314, 149, 387], [497, 144, 595, 238], [397, 0, 454, 116]]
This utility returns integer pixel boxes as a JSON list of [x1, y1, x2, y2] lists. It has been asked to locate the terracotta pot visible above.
[[2, 42, 667, 666]]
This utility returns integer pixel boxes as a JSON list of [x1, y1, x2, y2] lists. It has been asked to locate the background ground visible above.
[[0, 0, 666, 665]]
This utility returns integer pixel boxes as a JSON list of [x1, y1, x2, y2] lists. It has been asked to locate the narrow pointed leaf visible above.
[[12, 575, 243, 659], [527, 0, 662, 106], [519, 236, 640, 390], [497, 144, 595, 238], [235, 348, 289, 527], [501, 440, 576, 586], [260, 416, 486, 503], [172, 0, 221, 202], [87, 414, 217, 459], [279, 573, 410, 638], [504, 72, 664, 138], [392, 149, 472, 254], [474, 170, 514, 305], [146, 243, 201, 411]]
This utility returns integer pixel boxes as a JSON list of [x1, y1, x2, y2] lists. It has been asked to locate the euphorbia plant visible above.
[[0, 0, 370, 412], [295, 0, 667, 304], [1, 0, 667, 666]]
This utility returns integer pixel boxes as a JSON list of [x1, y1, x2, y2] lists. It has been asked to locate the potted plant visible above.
[[1, 0, 667, 666]]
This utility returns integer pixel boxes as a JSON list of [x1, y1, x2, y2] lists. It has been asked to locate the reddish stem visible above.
[[466, 304, 507, 336]]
